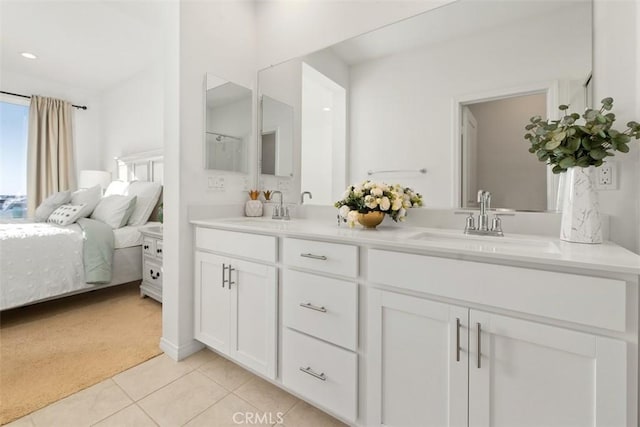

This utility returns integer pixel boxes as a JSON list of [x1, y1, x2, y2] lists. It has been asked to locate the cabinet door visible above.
[[469, 310, 627, 427], [228, 258, 277, 379], [194, 252, 230, 354], [367, 289, 468, 427]]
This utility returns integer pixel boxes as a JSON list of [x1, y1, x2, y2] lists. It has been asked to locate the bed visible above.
[[0, 150, 163, 311]]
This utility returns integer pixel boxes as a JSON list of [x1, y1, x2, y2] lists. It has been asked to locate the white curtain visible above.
[[26, 95, 76, 216]]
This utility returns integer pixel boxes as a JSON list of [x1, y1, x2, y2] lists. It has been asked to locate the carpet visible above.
[[0, 282, 162, 425]]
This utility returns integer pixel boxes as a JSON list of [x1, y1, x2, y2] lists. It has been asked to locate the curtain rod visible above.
[[0, 90, 88, 110]]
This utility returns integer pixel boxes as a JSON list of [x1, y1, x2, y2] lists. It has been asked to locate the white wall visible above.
[[593, 0, 639, 253], [100, 62, 164, 176], [161, 0, 257, 359], [348, 4, 590, 208], [1, 70, 102, 180]]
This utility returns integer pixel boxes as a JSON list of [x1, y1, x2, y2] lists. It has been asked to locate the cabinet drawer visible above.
[[154, 240, 163, 259], [283, 269, 357, 351], [142, 237, 155, 257], [195, 227, 276, 263], [143, 259, 163, 288], [283, 238, 358, 278], [368, 249, 627, 332], [282, 328, 357, 422]]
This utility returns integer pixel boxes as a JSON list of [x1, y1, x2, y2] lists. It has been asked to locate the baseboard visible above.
[[159, 337, 204, 361]]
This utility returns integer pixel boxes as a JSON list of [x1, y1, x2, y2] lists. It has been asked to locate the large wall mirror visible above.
[[257, 0, 592, 210], [204, 73, 252, 173]]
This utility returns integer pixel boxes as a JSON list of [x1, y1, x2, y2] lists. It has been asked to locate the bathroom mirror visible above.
[[257, 0, 592, 210], [204, 73, 252, 173], [261, 95, 294, 177]]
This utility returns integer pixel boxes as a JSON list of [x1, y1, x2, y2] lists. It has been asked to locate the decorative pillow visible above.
[[126, 181, 162, 226], [104, 180, 129, 197], [35, 190, 71, 222], [70, 185, 102, 218], [47, 204, 86, 226], [91, 195, 137, 229]]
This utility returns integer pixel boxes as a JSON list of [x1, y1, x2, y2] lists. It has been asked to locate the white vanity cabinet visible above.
[[367, 290, 468, 427], [194, 228, 277, 379], [281, 238, 359, 422], [367, 249, 629, 427]]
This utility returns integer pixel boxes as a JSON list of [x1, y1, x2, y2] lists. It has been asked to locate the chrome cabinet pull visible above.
[[221, 263, 227, 288], [456, 317, 461, 362], [299, 302, 327, 313], [476, 322, 481, 369], [228, 266, 235, 289], [299, 366, 326, 381], [300, 253, 327, 261]]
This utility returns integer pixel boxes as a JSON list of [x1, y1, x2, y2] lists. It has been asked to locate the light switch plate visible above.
[[207, 176, 225, 191]]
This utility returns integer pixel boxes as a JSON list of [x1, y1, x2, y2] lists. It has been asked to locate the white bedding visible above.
[[113, 221, 161, 249], [0, 222, 85, 310], [0, 220, 157, 310]]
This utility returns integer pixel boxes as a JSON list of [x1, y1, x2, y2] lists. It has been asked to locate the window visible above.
[[0, 100, 29, 219]]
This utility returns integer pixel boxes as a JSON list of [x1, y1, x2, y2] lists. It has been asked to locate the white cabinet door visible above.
[[469, 310, 627, 427], [228, 258, 277, 379], [194, 251, 230, 354], [368, 289, 468, 427]]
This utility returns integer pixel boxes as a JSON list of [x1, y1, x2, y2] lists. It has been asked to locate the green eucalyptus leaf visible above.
[[545, 139, 561, 150], [589, 148, 607, 160], [617, 143, 630, 153], [584, 110, 597, 120], [576, 156, 591, 167], [559, 157, 576, 168], [558, 104, 569, 111], [552, 165, 564, 174]]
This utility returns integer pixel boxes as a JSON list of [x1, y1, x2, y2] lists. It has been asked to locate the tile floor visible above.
[[6, 349, 346, 427]]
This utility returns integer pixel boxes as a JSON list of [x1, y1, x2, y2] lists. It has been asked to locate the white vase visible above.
[[245, 200, 263, 217], [560, 166, 602, 244]]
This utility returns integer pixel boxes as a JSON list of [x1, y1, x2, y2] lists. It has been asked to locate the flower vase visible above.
[[560, 166, 602, 244], [245, 200, 263, 217], [358, 211, 385, 229]]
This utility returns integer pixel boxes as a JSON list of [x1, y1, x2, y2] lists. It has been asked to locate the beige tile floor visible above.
[[6, 349, 347, 427]]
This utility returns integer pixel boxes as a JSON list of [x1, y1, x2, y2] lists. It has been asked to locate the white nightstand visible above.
[[140, 225, 163, 303]]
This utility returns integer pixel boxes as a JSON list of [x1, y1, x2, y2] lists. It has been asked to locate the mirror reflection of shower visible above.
[[204, 74, 252, 173]]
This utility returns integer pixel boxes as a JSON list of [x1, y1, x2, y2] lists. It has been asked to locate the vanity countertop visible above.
[[191, 217, 640, 275]]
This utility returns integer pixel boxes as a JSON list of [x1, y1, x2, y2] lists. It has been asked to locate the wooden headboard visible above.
[[114, 149, 163, 184]]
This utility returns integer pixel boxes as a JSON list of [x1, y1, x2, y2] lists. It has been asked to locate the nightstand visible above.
[[140, 225, 163, 303]]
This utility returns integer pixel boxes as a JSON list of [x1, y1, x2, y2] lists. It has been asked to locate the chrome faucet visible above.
[[461, 189, 510, 237], [477, 190, 491, 232], [301, 191, 313, 204], [271, 191, 283, 219]]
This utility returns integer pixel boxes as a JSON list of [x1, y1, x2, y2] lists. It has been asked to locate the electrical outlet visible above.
[[277, 179, 291, 192], [207, 176, 225, 191], [596, 162, 617, 190]]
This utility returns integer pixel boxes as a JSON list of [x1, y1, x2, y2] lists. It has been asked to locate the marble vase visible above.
[[245, 200, 263, 217], [560, 166, 602, 244]]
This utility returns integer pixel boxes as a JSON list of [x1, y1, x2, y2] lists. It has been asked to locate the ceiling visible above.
[[0, 1, 166, 93], [330, 0, 587, 66]]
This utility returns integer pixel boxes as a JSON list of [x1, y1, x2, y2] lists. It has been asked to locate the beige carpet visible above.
[[0, 282, 162, 425]]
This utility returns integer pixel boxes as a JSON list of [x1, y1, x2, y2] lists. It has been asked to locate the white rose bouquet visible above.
[[334, 180, 423, 227]]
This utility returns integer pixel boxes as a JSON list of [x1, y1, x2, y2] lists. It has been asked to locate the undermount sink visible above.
[[409, 229, 560, 254]]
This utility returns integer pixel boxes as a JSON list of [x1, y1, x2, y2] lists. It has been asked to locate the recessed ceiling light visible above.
[[21, 52, 37, 60], [323, 107, 332, 112]]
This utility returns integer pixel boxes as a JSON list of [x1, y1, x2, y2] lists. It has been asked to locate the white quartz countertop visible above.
[[191, 217, 640, 275]]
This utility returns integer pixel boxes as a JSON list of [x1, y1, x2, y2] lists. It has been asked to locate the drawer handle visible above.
[[156, 248, 162, 254], [143, 245, 149, 250], [476, 322, 482, 369], [300, 253, 327, 261], [456, 317, 461, 362], [149, 269, 160, 280], [299, 302, 327, 313], [299, 366, 326, 381]]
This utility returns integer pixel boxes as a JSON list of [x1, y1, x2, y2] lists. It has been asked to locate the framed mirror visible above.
[[257, 0, 592, 210], [204, 73, 252, 173]]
